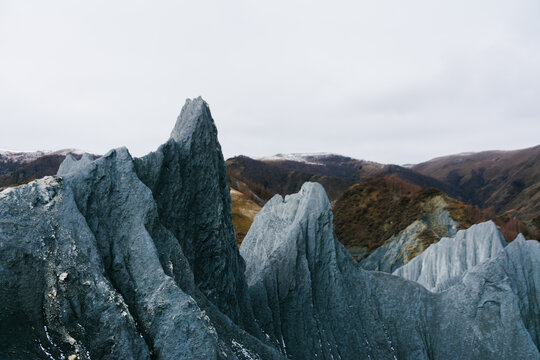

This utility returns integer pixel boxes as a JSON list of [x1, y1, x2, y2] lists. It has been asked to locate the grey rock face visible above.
[[360, 196, 458, 273], [56, 153, 94, 175], [0, 175, 156, 359], [241, 182, 540, 359], [0, 98, 281, 360], [134, 97, 256, 333], [2, 96, 539, 360], [393, 221, 508, 291]]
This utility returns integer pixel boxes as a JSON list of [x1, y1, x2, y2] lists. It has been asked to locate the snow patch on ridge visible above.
[[0, 148, 86, 164], [258, 152, 335, 165]]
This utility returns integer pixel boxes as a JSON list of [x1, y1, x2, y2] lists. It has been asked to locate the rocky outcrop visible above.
[[332, 178, 462, 263], [393, 221, 508, 291], [2, 96, 539, 360], [0, 98, 281, 360], [360, 196, 458, 272], [241, 182, 540, 359], [133, 97, 257, 333], [57, 153, 95, 175]]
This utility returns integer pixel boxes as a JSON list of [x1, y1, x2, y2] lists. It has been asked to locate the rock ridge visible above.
[[393, 220, 508, 291], [241, 182, 540, 359], [0, 98, 281, 360]]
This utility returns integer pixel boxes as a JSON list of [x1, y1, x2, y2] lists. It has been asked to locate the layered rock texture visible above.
[[393, 221, 508, 291], [241, 182, 540, 359], [1, 97, 539, 359], [0, 98, 280, 360]]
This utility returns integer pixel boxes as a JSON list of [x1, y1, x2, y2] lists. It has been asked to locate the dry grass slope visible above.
[[230, 188, 261, 246], [333, 175, 539, 260], [413, 145, 540, 232]]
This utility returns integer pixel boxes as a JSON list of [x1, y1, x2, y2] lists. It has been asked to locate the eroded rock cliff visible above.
[[393, 221, 508, 291], [0, 98, 281, 360], [241, 182, 540, 359], [1, 98, 538, 360]]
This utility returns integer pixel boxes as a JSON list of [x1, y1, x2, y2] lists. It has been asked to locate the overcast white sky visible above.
[[1, 1, 539, 164]]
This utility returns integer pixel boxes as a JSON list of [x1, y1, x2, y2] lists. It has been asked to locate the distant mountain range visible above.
[[3, 98, 538, 359], [0, 149, 92, 189], [1, 145, 538, 261], [226, 147, 540, 260], [334, 176, 533, 270], [227, 152, 464, 203], [412, 146, 540, 229]]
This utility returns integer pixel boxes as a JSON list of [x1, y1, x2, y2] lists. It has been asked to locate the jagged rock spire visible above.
[[135, 97, 258, 334], [170, 97, 213, 142], [241, 182, 540, 359], [0, 98, 279, 359], [393, 220, 508, 291]]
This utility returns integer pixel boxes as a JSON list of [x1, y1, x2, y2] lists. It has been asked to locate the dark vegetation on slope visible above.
[[226, 155, 354, 203], [0, 154, 74, 188], [413, 145, 540, 232], [225, 154, 460, 204], [445, 198, 537, 241], [332, 175, 538, 258], [266, 154, 464, 199], [262, 154, 386, 182], [0, 153, 101, 189], [333, 176, 433, 255]]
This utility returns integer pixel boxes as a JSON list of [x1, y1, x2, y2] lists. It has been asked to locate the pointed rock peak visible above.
[[57, 154, 77, 173], [289, 181, 330, 204], [81, 152, 94, 161], [243, 183, 332, 256], [170, 97, 214, 142], [474, 219, 497, 230], [393, 220, 508, 291], [241, 182, 335, 283], [57, 153, 95, 176], [459, 220, 507, 246], [514, 233, 527, 242], [267, 182, 331, 221]]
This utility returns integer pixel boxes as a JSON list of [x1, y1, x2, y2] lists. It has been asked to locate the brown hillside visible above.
[[230, 188, 261, 246], [333, 176, 425, 256], [225, 154, 460, 206], [226, 156, 354, 203], [333, 175, 537, 259], [0, 152, 101, 190], [0, 154, 75, 189], [261, 154, 463, 199], [412, 145, 540, 231]]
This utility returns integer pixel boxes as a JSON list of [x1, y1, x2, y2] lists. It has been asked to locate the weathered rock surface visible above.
[[133, 97, 257, 334], [360, 198, 458, 272], [241, 182, 540, 359], [0, 98, 281, 360], [2, 96, 539, 360], [393, 221, 508, 291]]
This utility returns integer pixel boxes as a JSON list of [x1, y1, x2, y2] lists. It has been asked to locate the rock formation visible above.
[[241, 182, 540, 359], [393, 221, 508, 291], [359, 196, 458, 272], [1, 97, 539, 359], [133, 98, 257, 333], [0, 97, 281, 360]]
